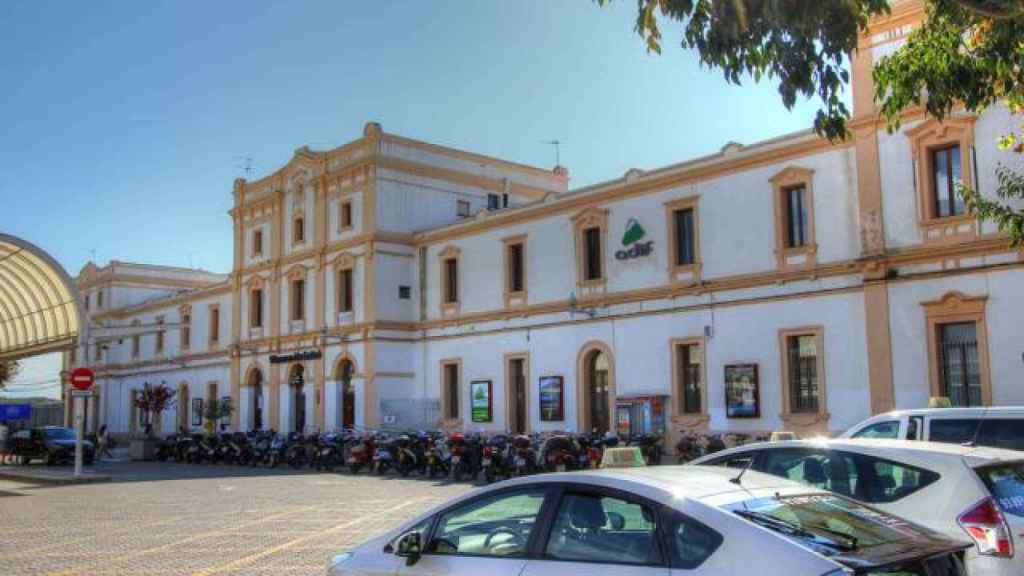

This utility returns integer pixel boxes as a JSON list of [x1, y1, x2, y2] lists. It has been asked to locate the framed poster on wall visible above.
[[539, 376, 564, 421], [192, 398, 203, 426], [470, 380, 492, 423], [725, 364, 760, 418]]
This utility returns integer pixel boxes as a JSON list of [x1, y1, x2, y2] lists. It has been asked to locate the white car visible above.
[[691, 439, 1024, 576], [328, 466, 968, 576], [842, 407, 1024, 452]]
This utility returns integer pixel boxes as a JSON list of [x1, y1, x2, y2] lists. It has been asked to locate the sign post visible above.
[[69, 368, 95, 477]]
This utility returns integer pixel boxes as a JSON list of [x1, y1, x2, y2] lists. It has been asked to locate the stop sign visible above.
[[70, 367, 95, 391]]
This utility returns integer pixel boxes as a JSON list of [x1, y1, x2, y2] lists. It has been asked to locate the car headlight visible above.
[[329, 552, 353, 569]]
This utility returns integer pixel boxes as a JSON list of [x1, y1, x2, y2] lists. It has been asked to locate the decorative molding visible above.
[[922, 291, 992, 407], [906, 116, 979, 244], [575, 341, 615, 434], [664, 195, 702, 284], [770, 166, 818, 272], [778, 325, 830, 436]]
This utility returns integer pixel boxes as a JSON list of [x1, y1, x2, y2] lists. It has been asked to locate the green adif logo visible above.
[[616, 218, 653, 260]]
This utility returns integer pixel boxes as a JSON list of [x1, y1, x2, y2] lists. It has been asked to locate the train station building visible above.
[[66, 1, 1024, 442]]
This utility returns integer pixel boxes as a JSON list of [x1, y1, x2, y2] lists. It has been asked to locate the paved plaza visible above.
[[0, 462, 475, 576]]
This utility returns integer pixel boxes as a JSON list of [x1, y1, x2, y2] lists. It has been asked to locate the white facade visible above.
[[66, 2, 1024, 442]]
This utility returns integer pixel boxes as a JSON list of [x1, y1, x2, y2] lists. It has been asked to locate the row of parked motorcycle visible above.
[[155, 428, 684, 483]]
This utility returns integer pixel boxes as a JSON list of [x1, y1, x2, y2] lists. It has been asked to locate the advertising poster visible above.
[[539, 376, 564, 421], [470, 380, 492, 423], [725, 364, 760, 418]]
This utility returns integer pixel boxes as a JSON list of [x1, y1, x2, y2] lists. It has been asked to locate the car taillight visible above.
[[957, 497, 1014, 557]]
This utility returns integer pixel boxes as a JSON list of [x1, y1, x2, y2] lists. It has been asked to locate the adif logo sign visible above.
[[615, 218, 653, 261]]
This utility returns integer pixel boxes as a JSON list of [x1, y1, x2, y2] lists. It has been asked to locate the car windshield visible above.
[[729, 493, 924, 556], [44, 428, 75, 440], [976, 462, 1024, 518]]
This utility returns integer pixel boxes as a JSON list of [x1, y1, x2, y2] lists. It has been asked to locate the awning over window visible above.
[[0, 234, 82, 361]]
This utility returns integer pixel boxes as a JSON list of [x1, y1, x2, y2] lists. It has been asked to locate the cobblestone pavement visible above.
[[0, 462, 476, 576]]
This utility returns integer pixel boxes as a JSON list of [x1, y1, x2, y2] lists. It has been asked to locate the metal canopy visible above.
[[0, 234, 82, 361]]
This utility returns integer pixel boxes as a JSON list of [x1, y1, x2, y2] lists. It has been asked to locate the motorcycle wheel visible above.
[[485, 467, 496, 484], [453, 465, 464, 483], [269, 455, 280, 469], [399, 463, 412, 477], [237, 453, 252, 466], [349, 462, 362, 474]]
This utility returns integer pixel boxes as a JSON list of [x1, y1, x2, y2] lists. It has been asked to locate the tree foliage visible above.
[[598, 0, 1024, 244]]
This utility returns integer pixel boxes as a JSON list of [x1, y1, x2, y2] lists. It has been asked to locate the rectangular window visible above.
[[94, 344, 101, 362], [209, 306, 220, 344], [293, 217, 305, 243], [340, 201, 353, 230], [132, 334, 140, 359], [155, 316, 165, 355], [253, 229, 263, 255], [292, 279, 305, 321], [84, 294, 90, 311], [444, 258, 459, 304], [457, 199, 471, 218], [673, 207, 696, 266], [338, 269, 353, 313], [938, 322, 981, 407], [250, 288, 263, 328], [181, 312, 191, 350], [583, 227, 602, 280], [932, 145, 965, 218], [97, 290, 104, 309], [487, 193, 501, 210], [507, 242, 524, 293], [785, 185, 808, 248], [787, 335, 818, 413], [398, 285, 411, 300], [443, 362, 460, 419], [678, 343, 702, 414]]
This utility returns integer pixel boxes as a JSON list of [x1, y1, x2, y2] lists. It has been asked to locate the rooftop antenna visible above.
[[89, 248, 97, 264], [233, 156, 254, 178], [545, 140, 561, 168]]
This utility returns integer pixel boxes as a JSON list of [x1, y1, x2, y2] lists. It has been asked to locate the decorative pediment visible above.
[[921, 291, 988, 317], [769, 165, 814, 186], [243, 273, 267, 289], [439, 245, 462, 259], [330, 251, 357, 270], [77, 262, 99, 283], [570, 207, 609, 230], [178, 303, 192, 316], [284, 264, 311, 281], [905, 116, 976, 151]]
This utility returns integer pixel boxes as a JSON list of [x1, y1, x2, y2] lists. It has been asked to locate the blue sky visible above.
[[0, 1, 847, 398]]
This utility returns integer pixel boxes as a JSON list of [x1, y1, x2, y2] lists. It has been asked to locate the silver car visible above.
[[328, 466, 968, 575]]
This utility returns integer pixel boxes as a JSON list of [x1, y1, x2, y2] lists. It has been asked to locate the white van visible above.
[[842, 407, 1024, 450]]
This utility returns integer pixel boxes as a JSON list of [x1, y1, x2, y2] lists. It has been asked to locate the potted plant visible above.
[[203, 397, 234, 433], [129, 382, 176, 460]]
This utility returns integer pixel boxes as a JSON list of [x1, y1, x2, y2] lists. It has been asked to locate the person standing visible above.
[[97, 424, 114, 461]]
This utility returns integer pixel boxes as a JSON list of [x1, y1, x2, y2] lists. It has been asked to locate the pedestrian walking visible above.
[[97, 425, 114, 460]]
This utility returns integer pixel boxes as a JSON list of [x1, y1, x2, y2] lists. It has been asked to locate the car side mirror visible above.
[[395, 531, 422, 566]]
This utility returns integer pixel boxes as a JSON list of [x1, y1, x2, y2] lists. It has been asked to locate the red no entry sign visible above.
[[70, 367, 95, 391]]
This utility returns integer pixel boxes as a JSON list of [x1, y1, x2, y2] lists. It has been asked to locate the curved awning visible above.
[[0, 234, 82, 361]]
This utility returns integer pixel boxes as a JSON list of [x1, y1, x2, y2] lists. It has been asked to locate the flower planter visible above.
[[129, 438, 160, 461]]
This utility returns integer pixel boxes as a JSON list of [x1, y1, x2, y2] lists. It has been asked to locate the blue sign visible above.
[[0, 404, 31, 422]]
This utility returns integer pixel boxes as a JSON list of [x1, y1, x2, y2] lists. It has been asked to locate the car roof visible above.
[[695, 438, 1024, 469], [496, 464, 814, 503], [863, 407, 1024, 419]]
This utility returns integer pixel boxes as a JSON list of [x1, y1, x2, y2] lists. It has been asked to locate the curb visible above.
[[0, 468, 112, 485]]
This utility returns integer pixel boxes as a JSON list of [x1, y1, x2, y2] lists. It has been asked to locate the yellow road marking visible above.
[[191, 498, 430, 576], [40, 505, 317, 576]]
